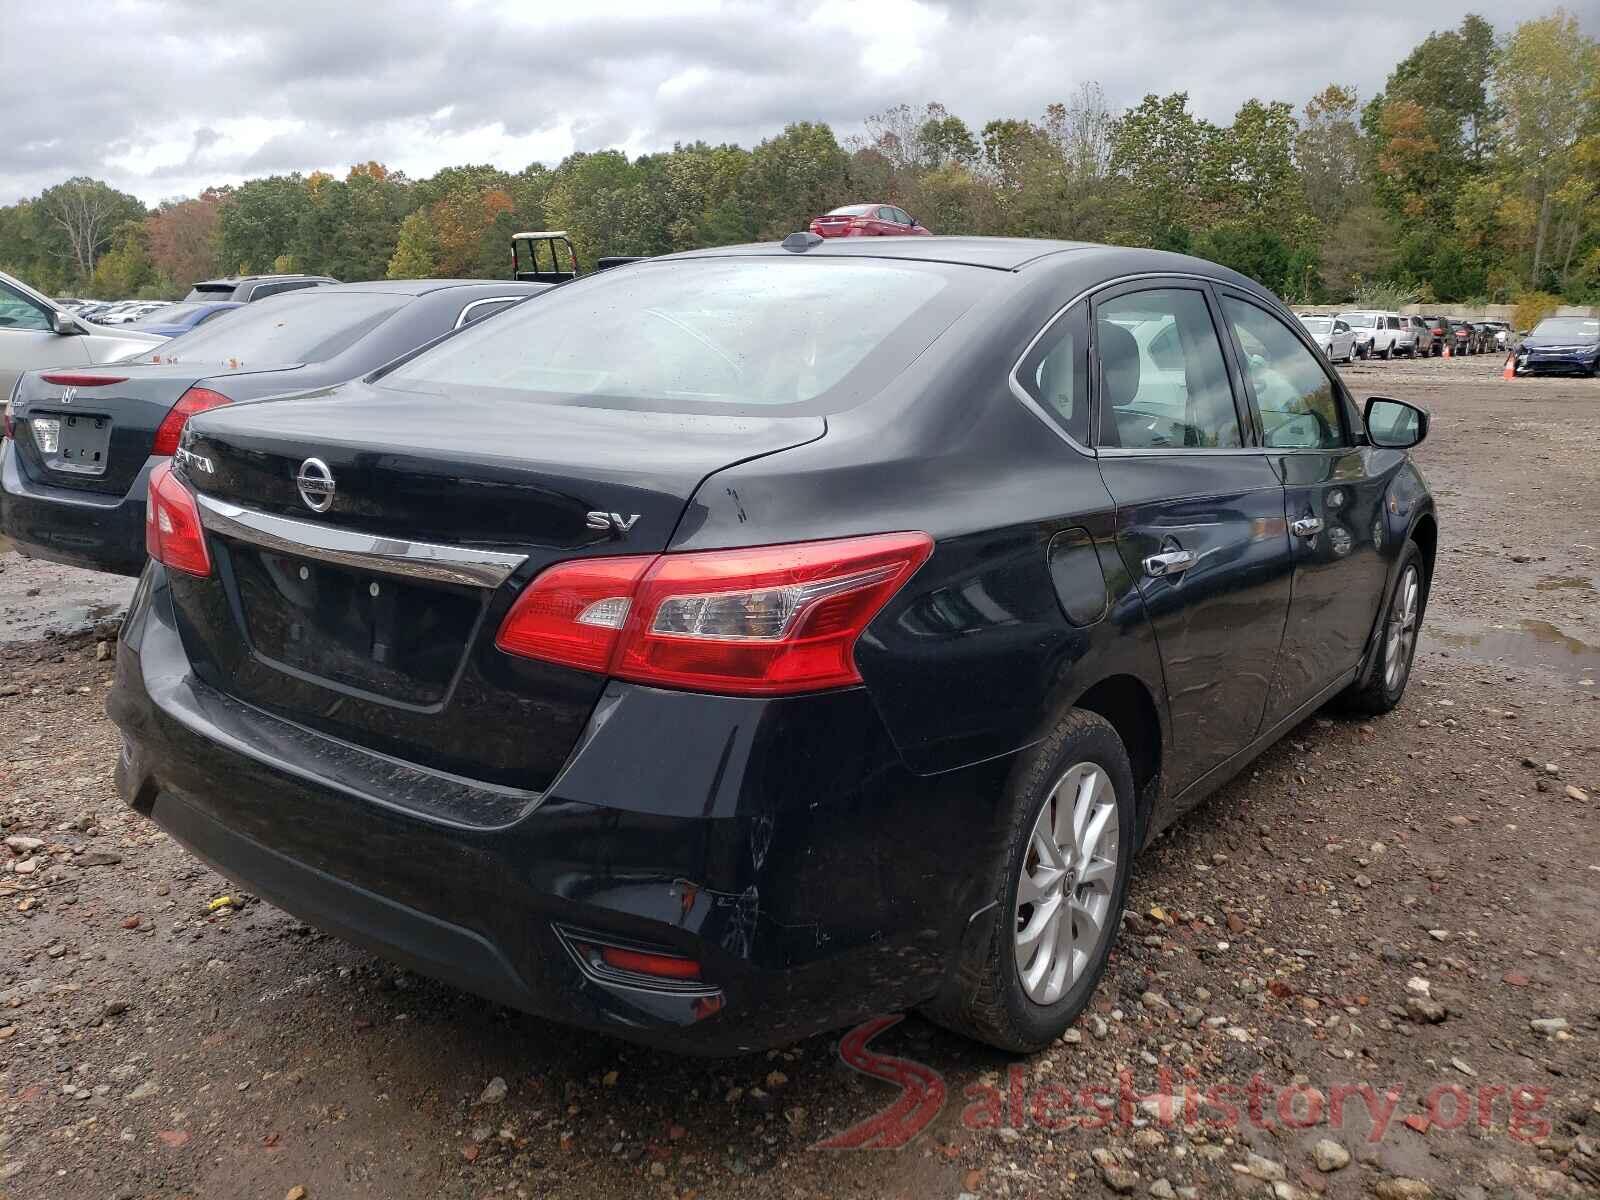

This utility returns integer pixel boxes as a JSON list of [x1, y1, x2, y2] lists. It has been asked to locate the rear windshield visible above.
[[1340, 313, 1374, 327], [141, 292, 407, 368], [134, 302, 212, 324], [381, 257, 984, 414], [1532, 316, 1600, 339], [825, 204, 876, 217], [185, 283, 237, 301]]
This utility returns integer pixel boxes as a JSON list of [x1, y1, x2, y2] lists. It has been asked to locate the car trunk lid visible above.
[[10, 362, 292, 497], [167, 386, 825, 788]]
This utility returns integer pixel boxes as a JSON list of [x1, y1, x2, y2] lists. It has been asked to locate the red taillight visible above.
[[494, 555, 653, 671], [495, 532, 933, 696], [39, 373, 127, 387], [145, 461, 212, 576], [151, 387, 231, 457], [598, 946, 702, 980]]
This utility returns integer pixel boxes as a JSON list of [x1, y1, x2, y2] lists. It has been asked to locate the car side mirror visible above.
[[1364, 396, 1428, 449], [50, 310, 85, 336]]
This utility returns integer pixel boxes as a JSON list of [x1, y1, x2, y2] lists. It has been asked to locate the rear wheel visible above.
[[1339, 541, 1425, 716], [921, 710, 1135, 1052]]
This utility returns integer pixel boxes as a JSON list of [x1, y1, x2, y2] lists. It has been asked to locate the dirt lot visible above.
[[0, 352, 1595, 1200]]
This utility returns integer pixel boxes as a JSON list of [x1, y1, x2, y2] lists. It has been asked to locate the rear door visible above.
[[1091, 280, 1293, 793], [1216, 290, 1391, 714]]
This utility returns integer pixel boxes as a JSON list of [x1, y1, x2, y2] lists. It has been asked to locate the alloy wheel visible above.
[[1013, 762, 1120, 1004], [1384, 565, 1420, 692]]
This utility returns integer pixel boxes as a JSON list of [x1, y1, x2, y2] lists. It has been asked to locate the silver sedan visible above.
[[1296, 315, 1357, 364]]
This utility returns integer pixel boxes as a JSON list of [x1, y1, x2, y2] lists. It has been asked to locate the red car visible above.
[[808, 203, 931, 238]]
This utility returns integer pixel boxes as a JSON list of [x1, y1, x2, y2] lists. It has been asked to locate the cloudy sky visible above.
[[3, 0, 1596, 205]]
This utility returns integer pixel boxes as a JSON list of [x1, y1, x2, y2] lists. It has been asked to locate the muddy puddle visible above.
[[1422, 618, 1600, 680], [0, 540, 135, 644]]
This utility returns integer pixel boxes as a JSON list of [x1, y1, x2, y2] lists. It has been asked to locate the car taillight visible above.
[[496, 532, 933, 695], [38, 373, 128, 387], [151, 387, 231, 456], [145, 460, 212, 576]]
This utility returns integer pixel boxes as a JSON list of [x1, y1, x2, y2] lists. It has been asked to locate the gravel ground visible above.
[[0, 352, 1596, 1200]]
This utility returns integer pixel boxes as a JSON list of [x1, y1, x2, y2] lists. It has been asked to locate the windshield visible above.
[[1298, 318, 1333, 333], [142, 292, 407, 367], [382, 257, 982, 414], [1531, 317, 1600, 340], [1340, 313, 1374, 328]]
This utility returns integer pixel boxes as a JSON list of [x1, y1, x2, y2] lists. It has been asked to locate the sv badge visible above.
[[586, 511, 642, 534]]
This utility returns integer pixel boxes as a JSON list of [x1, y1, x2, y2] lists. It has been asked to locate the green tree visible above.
[[1109, 93, 1220, 247], [36, 177, 145, 284], [386, 210, 438, 278], [1494, 9, 1600, 289], [1296, 85, 1367, 225], [216, 175, 314, 275]]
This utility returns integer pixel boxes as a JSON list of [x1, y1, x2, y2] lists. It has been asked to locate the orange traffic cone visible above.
[[1502, 353, 1515, 381]]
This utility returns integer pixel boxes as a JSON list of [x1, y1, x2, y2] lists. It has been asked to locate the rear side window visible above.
[[1220, 296, 1346, 450], [1095, 288, 1242, 450], [1016, 303, 1088, 444], [381, 258, 983, 414], [144, 293, 408, 367]]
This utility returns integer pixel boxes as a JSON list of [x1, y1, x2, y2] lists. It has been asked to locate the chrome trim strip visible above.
[[453, 295, 528, 330], [195, 494, 527, 589]]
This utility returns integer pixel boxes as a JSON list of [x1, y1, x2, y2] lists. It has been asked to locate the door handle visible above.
[[1144, 549, 1197, 578], [1291, 517, 1324, 539]]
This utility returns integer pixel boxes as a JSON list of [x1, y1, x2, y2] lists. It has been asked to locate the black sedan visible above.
[[2, 280, 544, 575], [108, 237, 1436, 1054], [1515, 315, 1600, 376]]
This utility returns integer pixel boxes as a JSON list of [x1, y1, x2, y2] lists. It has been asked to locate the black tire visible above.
[[1379, 343, 1392, 360], [920, 709, 1136, 1053], [1338, 540, 1426, 717]]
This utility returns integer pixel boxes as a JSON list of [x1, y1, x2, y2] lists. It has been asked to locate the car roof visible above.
[[669, 236, 1124, 272]]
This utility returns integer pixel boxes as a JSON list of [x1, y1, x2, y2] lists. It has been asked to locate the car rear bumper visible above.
[[0, 439, 154, 576], [108, 566, 1010, 1054]]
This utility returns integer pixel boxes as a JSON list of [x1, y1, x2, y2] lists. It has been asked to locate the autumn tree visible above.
[[145, 193, 222, 291]]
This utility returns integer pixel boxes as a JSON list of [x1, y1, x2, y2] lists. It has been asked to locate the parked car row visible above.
[[1295, 310, 1530, 364], [3, 279, 545, 575]]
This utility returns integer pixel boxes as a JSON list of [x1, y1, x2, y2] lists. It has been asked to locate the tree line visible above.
[[1, 10, 1593, 314]]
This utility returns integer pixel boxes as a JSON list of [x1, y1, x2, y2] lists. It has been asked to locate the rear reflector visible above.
[[39, 373, 127, 387], [496, 532, 933, 695], [145, 460, 212, 576], [152, 386, 231, 457]]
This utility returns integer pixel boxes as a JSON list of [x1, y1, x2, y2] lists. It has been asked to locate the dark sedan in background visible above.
[[1515, 315, 1600, 376], [1, 279, 544, 575], [110, 236, 1435, 1055], [125, 300, 243, 338]]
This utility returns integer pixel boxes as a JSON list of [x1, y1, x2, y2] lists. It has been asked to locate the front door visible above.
[[1215, 290, 1393, 715], [0, 280, 86, 398], [1090, 282, 1295, 794]]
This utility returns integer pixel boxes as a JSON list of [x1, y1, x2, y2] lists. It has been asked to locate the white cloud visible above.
[[2, 0, 1595, 204]]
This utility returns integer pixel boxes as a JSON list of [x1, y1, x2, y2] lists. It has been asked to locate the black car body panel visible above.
[[108, 238, 1437, 1053], [2, 281, 548, 575]]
